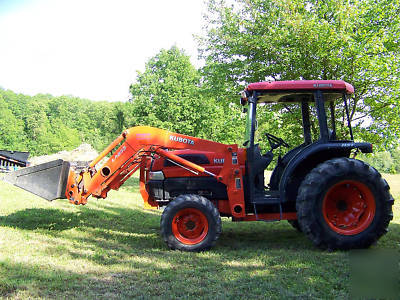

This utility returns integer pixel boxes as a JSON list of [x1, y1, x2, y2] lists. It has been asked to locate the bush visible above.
[[358, 149, 400, 174]]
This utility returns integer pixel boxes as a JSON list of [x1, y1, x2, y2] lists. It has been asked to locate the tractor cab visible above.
[[240, 80, 373, 213]]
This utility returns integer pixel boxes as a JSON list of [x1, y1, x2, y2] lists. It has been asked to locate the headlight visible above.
[[148, 171, 165, 180]]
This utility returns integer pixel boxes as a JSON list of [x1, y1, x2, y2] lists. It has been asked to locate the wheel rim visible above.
[[172, 208, 209, 245], [322, 180, 376, 235]]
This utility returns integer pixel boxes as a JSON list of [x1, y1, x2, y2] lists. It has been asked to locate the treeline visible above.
[[2, 79, 399, 175], [359, 149, 400, 174], [0, 47, 244, 156], [0, 89, 122, 155]]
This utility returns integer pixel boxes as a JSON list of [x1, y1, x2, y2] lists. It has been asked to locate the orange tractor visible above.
[[4, 80, 394, 251]]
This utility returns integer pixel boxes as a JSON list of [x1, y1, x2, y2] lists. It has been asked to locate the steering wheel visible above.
[[265, 133, 290, 150]]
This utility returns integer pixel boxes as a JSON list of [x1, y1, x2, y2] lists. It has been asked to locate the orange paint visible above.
[[64, 126, 247, 218]]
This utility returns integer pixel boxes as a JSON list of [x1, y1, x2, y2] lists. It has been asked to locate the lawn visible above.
[[0, 173, 399, 299]]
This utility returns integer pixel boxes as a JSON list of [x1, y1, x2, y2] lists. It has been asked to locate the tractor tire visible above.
[[296, 158, 394, 250], [160, 194, 221, 252], [288, 220, 302, 232]]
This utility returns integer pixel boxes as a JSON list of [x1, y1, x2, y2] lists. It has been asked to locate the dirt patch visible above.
[[29, 144, 98, 166]]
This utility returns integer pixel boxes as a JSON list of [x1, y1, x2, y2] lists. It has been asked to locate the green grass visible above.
[[0, 174, 399, 299]]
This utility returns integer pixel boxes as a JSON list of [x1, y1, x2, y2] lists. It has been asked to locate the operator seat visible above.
[[252, 144, 273, 191], [269, 143, 307, 190]]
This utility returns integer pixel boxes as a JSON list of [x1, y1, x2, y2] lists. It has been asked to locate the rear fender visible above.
[[279, 142, 372, 203]]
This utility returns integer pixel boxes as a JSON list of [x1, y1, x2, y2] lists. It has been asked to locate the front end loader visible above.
[[3, 80, 395, 252]]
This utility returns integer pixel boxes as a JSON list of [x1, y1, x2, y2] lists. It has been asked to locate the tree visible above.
[[199, 0, 400, 148], [129, 46, 231, 141], [0, 95, 26, 150], [391, 148, 400, 173], [0, 89, 122, 155]]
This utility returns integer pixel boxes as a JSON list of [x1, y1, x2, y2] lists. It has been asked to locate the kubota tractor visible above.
[[4, 80, 394, 252]]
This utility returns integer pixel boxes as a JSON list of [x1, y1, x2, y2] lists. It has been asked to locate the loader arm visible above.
[[65, 126, 246, 217]]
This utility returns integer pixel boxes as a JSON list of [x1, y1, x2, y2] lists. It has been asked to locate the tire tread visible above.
[[296, 158, 394, 250], [160, 194, 221, 251]]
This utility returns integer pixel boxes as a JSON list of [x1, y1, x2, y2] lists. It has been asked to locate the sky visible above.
[[0, 0, 205, 101]]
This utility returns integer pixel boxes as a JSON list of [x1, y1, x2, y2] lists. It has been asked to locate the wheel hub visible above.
[[172, 208, 209, 245], [322, 180, 376, 235], [185, 220, 196, 230], [336, 200, 348, 212]]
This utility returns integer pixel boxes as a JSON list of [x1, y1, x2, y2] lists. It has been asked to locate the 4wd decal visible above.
[[169, 135, 195, 145]]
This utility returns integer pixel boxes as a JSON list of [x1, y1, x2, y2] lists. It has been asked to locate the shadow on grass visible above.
[[0, 205, 161, 239], [0, 208, 81, 231], [1, 200, 399, 298], [0, 241, 351, 299], [1, 174, 398, 298], [1, 204, 399, 253], [0, 205, 313, 251], [0, 252, 337, 299]]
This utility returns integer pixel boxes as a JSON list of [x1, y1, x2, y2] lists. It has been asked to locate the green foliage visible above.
[[130, 46, 202, 134], [0, 95, 26, 150], [0, 47, 244, 157], [0, 89, 120, 156], [128, 46, 241, 143], [359, 148, 400, 174], [199, 0, 400, 148]]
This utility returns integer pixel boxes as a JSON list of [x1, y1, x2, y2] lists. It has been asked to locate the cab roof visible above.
[[246, 80, 354, 103]]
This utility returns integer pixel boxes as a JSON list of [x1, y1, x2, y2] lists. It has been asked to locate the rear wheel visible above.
[[296, 158, 394, 250], [161, 194, 221, 251]]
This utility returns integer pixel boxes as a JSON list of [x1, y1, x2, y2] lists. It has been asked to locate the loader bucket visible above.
[[2, 159, 71, 201]]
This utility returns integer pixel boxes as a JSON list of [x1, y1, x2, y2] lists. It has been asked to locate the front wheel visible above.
[[296, 158, 394, 250], [160, 194, 221, 251]]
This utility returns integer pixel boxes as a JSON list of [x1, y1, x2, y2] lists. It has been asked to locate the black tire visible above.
[[160, 194, 221, 252], [288, 220, 302, 232], [296, 158, 394, 250]]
